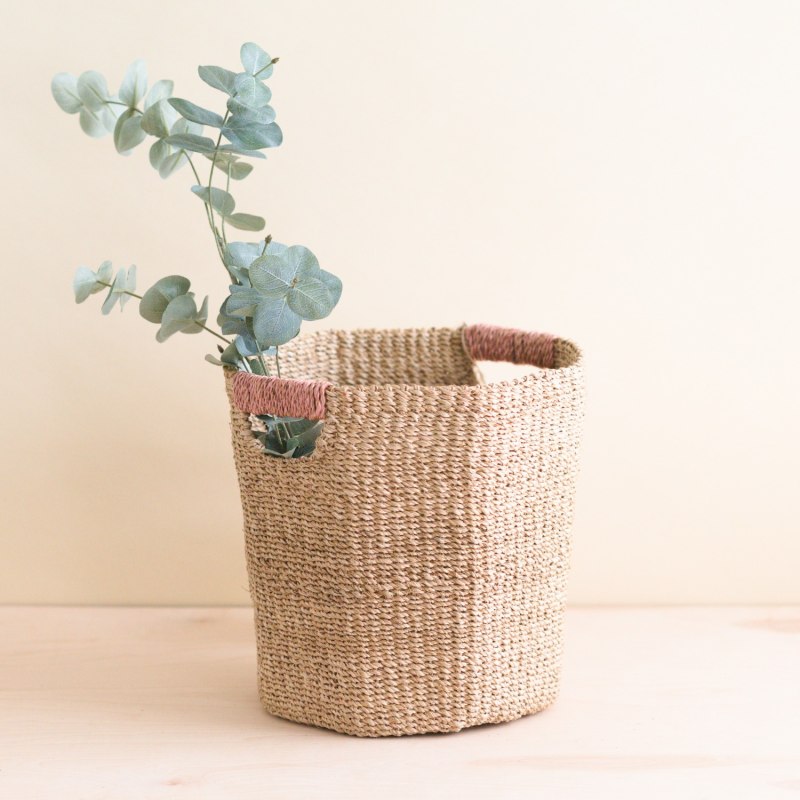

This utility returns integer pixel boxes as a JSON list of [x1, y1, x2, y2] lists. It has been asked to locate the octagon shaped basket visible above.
[[224, 324, 584, 737]]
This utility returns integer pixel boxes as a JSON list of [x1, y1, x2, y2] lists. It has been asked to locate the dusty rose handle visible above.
[[463, 324, 556, 368], [231, 372, 330, 420]]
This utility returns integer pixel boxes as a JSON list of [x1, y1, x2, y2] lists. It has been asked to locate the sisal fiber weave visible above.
[[224, 325, 584, 737]]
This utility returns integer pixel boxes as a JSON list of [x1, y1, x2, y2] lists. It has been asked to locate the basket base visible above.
[[257, 689, 560, 738]]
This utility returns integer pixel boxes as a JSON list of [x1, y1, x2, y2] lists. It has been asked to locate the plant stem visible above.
[[180, 150, 229, 273], [207, 111, 231, 239], [221, 168, 231, 247], [194, 322, 232, 344]]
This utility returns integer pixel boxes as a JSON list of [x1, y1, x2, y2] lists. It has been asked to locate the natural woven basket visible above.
[[225, 324, 584, 737]]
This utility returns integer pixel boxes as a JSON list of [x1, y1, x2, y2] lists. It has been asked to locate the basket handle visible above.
[[231, 371, 330, 421], [463, 324, 556, 368]]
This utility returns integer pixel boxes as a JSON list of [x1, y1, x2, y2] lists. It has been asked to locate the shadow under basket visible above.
[[224, 324, 585, 737]]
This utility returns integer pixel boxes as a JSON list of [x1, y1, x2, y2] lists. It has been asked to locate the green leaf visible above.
[[118, 59, 147, 108], [168, 98, 224, 128], [318, 269, 343, 307], [249, 255, 294, 296], [97, 261, 113, 284], [252, 295, 301, 347], [139, 275, 191, 323], [101, 267, 127, 314], [198, 65, 237, 95], [223, 286, 261, 318], [51, 73, 82, 114], [222, 121, 282, 151], [283, 245, 321, 281], [226, 96, 273, 121], [224, 242, 264, 271], [149, 138, 169, 169], [190, 185, 235, 216], [287, 277, 335, 321], [79, 106, 111, 138], [163, 133, 216, 154], [202, 151, 253, 180], [156, 294, 200, 341], [225, 213, 265, 231], [240, 43, 273, 78], [114, 109, 146, 154], [232, 73, 272, 109], [76, 71, 109, 111], [217, 144, 267, 159], [144, 79, 173, 111], [205, 354, 224, 366], [73, 265, 105, 303], [140, 98, 175, 137], [158, 151, 185, 179]]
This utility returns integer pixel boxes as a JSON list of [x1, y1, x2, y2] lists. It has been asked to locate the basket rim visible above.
[[227, 325, 583, 420]]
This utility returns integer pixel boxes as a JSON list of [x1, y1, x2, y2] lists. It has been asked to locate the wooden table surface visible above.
[[1, 606, 798, 799]]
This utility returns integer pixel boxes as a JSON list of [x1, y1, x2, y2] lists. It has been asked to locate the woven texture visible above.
[[225, 325, 584, 737]]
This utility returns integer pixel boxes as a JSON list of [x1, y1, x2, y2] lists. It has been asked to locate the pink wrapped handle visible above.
[[231, 372, 330, 421], [463, 324, 556, 368]]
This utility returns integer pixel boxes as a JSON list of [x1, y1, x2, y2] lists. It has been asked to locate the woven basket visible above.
[[225, 324, 584, 737]]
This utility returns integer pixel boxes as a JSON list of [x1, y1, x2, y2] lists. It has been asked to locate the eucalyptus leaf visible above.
[[139, 275, 191, 323], [144, 79, 173, 111], [140, 98, 176, 137], [51, 73, 82, 114], [79, 106, 111, 138], [287, 276, 335, 321], [218, 144, 267, 159], [118, 60, 147, 108], [222, 121, 282, 151], [198, 65, 237, 95], [158, 150, 185, 178], [76, 71, 110, 111], [232, 73, 272, 110], [114, 109, 146, 154], [73, 265, 104, 303], [252, 295, 301, 347], [225, 213, 265, 231], [149, 138, 170, 169], [191, 185, 236, 216], [205, 353, 223, 366], [156, 293, 202, 341], [240, 42, 273, 78], [202, 151, 253, 179], [250, 255, 294, 295], [318, 269, 343, 306], [101, 267, 129, 314], [163, 133, 216, 153], [168, 98, 224, 128], [226, 96, 273, 121]]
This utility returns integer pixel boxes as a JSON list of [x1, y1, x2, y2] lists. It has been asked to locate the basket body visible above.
[[225, 325, 584, 736]]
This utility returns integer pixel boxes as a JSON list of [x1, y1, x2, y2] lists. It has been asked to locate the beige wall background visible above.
[[1, 0, 798, 605]]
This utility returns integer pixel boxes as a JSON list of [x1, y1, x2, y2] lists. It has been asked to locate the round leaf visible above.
[[156, 294, 199, 341], [144, 79, 174, 111], [114, 109, 146, 154], [79, 106, 111, 138], [198, 65, 237, 95], [164, 133, 217, 154], [252, 296, 301, 347], [240, 42, 273, 77], [168, 98, 224, 128], [225, 212, 265, 231], [76, 71, 109, 111], [51, 73, 82, 114], [140, 275, 191, 324], [287, 277, 335, 321], [190, 185, 235, 216], [73, 266, 101, 303], [118, 59, 147, 108], [232, 73, 272, 109], [249, 255, 295, 296]]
